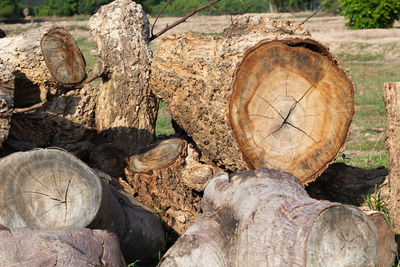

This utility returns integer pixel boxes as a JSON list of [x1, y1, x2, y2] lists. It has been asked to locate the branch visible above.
[[151, 0, 172, 37], [149, 0, 222, 41], [13, 102, 45, 113], [232, 0, 258, 24], [298, 0, 332, 26]]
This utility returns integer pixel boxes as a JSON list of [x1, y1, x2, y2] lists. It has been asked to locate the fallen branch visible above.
[[150, 0, 222, 41], [299, 0, 332, 26], [151, 0, 172, 37]]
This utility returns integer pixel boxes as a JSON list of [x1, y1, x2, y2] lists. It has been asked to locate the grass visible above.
[[364, 183, 391, 223]]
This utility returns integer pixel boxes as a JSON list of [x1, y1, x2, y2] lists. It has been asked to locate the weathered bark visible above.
[[0, 59, 14, 147], [88, 0, 158, 155], [0, 148, 164, 264], [125, 137, 221, 235], [151, 15, 354, 184], [9, 83, 97, 147], [159, 168, 377, 267], [383, 82, 400, 233], [0, 228, 126, 266], [306, 162, 388, 205], [0, 24, 70, 107], [41, 27, 87, 86], [362, 209, 397, 267]]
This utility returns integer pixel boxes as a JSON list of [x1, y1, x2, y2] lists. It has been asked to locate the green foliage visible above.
[[0, 0, 22, 19], [364, 184, 391, 224], [340, 0, 400, 29]]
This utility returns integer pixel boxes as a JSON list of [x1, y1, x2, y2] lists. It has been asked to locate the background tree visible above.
[[0, 0, 22, 19]]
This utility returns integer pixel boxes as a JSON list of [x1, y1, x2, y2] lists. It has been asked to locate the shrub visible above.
[[340, 0, 400, 29]]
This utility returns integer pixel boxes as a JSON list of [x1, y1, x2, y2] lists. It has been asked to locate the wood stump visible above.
[[384, 82, 400, 233], [88, 0, 158, 155], [0, 228, 126, 266], [0, 148, 164, 264], [0, 59, 14, 147], [125, 137, 221, 235], [151, 15, 354, 184], [159, 168, 378, 267]]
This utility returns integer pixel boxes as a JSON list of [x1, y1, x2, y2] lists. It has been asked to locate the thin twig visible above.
[[233, 0, 258, 23], [150, 0, 222, 41], [299, 0, 332, 26], [151, 0, 172, 37], [225, 0, 234, 24], [13, 101, 45, 113]]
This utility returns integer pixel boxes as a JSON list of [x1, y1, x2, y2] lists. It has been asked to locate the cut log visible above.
[[383, 82, 400, 233], [125, 137, 221, 235], [88, 0, 158, 155], [41, 26, 87, 86], [0, 59, 14, 147], [0, 228, 126, 266], [150, 15, 354, 184], [159, 168, 378, 267], [0, 24, 71, 107], [0, 148, 164, 264]]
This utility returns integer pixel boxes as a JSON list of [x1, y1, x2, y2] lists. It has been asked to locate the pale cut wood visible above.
[[0, 59, 14, 147], [125, 137, 220, 235], [151, 15, 354, 184], [0, 228, 126, 266], [383, 82, 400, 233], [41, 26, 87, 86], [159, 168, 378, 267], [88, 0, 158, 155], [0, 148, 164, 264]]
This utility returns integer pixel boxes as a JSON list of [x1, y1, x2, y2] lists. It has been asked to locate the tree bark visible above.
[[150, 15, 354, 184], [0, 24, 71, 107], [0, 228, 126, 266], [88, 0, 158, 155], [383, 82, 400, 233], [159, 168, 377, 267], [0, 59, 14, 147], [125, 137, 221, 235], [0, 148, 164, 264]]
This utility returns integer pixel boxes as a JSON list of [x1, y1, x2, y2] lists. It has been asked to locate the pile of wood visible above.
[[0, 0, 398, 266]]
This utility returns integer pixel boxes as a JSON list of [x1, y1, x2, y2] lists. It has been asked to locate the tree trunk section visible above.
[[150, 15, 354, 184], [0, 148, 164, 264], [0, 24, 70, 107], [125, 137, 221, 236], [0, 59, 14, 147], [88, 0, 158, 155], [383, 82, 400, 233], [0, 228, 126, 266], [159, 168, 377, 267]]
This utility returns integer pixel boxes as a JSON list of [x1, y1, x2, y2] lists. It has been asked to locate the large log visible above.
[[0, 228, 126, 266], [125, 137, 221, 235], [88, 0, 158, 155], [0, 59, 14, 147], [384, 82, 400, 233], [0, 148, 164, 264], [150, 15, 354, 184], [159, 168, 378, 266]]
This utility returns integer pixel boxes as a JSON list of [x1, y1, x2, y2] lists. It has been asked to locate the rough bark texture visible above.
[[383, 82, 400, 233], [41, 27, 87, 86], [88, 0, 158, 155], [0, 148, 164, 264], [0, 228, 126, 266], [306, 162, 388, 205], [362, 209, 397, 267], [150, 15, 354, 184], [159, 168, 377, 267], [0, 24, 66, 107], [0, 59, 14, 147], [125, 137, 221, 235], [9, 83, 97, 147]]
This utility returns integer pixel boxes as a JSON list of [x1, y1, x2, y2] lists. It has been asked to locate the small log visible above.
[[159, 168, 378, 266], [41, 27, 87, 86], [0, 148, 164, 264], [125, 137, 221, 235], [0, 228, 126, 266], [0, 59, 14, 147], [88, 0, 158, 155], [0, 24, 71, 107], [383, 82, 400, 233], [151, 15, 354, 184]]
